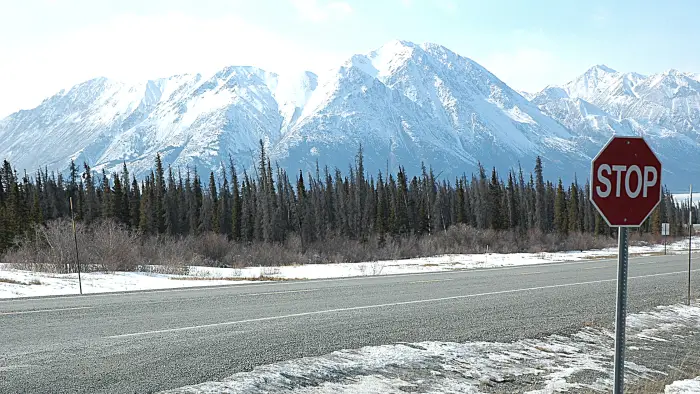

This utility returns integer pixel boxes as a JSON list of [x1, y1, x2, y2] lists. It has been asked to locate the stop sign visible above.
[[590, 136, 662, 227]]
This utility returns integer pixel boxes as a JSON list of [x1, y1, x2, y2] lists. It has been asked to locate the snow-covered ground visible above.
[[1, 238, 697, 299], [0, 270, 256, 299], [159, 302, 700, 393], [673, 193, 700, 207], [189, 237, 696, 281], [666, 377, 700, 394]]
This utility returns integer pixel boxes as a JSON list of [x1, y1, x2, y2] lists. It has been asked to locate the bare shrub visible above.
[[1, 219, 81, 273], [83, 220, 141, 272], [1, 218, 647, 274], [192, 233, 230, 264]]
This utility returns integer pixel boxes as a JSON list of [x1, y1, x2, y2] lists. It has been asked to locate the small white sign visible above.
[[662, 222, 670, 236]]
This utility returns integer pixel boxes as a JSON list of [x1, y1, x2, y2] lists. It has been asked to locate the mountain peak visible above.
[[584, 64, 618, 76], [382, 39, 418, 49], [663, 68, 683, 77]]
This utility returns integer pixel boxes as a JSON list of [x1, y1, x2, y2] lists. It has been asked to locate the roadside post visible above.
[[689, 185, 693, 306], [662, 223, 669, 255], [69, 197, 83, 295], [589, 136, 662, 394]]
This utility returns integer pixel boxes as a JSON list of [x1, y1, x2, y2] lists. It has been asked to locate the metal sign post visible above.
[[613, 227, 629, 392], [589, 136, 662, 394], [662, 223, 670, 255], [689, 185, 693, 306], [69, 197, 83, 295]]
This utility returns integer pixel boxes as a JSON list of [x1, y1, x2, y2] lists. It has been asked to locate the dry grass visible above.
[[0, 277, 26, 285], [627, 354, 700, 394], [582, 255, 618, 260], [0, 277, 41, 285]]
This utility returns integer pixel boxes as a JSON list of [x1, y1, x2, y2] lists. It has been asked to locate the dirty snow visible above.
[[1, 238, 697, 299], [161, 302, 700, 394]]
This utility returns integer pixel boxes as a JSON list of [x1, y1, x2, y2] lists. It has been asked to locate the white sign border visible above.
[[589, 135, 663, 228]]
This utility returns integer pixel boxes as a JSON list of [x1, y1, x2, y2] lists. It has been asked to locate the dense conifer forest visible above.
[[0, 142, 694, 271]]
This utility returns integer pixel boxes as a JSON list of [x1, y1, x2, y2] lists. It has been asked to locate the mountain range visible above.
[[1, 40, 699, 189]]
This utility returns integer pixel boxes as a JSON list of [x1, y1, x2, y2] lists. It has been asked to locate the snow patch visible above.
[[666, 377, 700, 394], [162, 302, 700, 393], [0, 268, 254, 299], [3, 238, 697, 299]]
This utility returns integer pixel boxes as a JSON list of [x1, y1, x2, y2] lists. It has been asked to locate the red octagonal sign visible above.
[[590, 136, 662, 227]]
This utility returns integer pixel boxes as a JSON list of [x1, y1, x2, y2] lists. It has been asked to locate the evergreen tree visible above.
[[534, 157, 546, 233], [129, 177, 141, 229], [554, 179, 568, 235], [83, 163, 98, 223], [506, 171, 517, 229], [154, 154, 166, 233], [121, 162, 131, 226], [219, 166, 233, 237], [164, 167, 179, 235], [568, 182, 580, 233], [100, 169, 111, 219], [230, 159, 242, 241], [111, 172, 125, 223], [488, 168, 503, 230]]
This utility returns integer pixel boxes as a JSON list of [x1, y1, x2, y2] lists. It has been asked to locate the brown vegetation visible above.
[[0, 219, 671, 273]]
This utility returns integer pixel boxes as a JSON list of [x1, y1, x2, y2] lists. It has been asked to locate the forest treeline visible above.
[[0, 142, 695, 260]]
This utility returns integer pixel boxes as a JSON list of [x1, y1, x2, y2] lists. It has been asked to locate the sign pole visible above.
[[589, 136, 663, 394], [613, 227, 629, 394], [689, 185, 693, 306], [69, 197, 83, 295]]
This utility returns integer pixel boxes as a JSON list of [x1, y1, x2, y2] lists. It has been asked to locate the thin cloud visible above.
[[0, 12, 346, 117], [289, 0, 353, 22], [481, 47, 569, 93]]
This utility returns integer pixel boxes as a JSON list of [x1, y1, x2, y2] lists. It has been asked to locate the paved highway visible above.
[[1, 254, 698, 393]]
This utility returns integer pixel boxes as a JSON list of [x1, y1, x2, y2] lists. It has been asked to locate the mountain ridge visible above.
[[1, 41, 698, 188]]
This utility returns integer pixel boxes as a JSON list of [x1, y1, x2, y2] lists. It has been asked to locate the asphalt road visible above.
[[1, 254, 699, 393]]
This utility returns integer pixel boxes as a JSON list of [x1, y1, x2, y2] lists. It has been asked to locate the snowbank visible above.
[[1, 238, 697, 299], [666, 377, 700, 394], [188, 237, 697, 280], [0, 270, 254, 299]]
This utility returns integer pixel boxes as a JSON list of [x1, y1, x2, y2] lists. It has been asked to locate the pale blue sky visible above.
[[1, 0, 698, 117]]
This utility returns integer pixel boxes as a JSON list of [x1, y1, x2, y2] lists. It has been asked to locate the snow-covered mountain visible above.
[[272, 40, 584, 179], [0, 67, 319, 177], [530, 65, 700, 188], [1, 41, 698, 188]]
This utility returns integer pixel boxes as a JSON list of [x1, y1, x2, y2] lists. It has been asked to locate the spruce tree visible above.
[[230, 160, 242, 241], [554, 179, 568, 235], [506, 172, 517, 229], [83, 163, 98, 223], [154, 154, 166, 233], [568, 182, 580, 233], [111, 172, 124, 223], [534, 156, 546, 233], [130, 177, 141, 229]]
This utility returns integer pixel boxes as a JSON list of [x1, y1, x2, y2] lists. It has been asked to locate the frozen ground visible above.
[[160, 302, 700, 394], [1, 238, 697, 299], [0, 270, 255, 299], [189, 237, 697, 281]]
